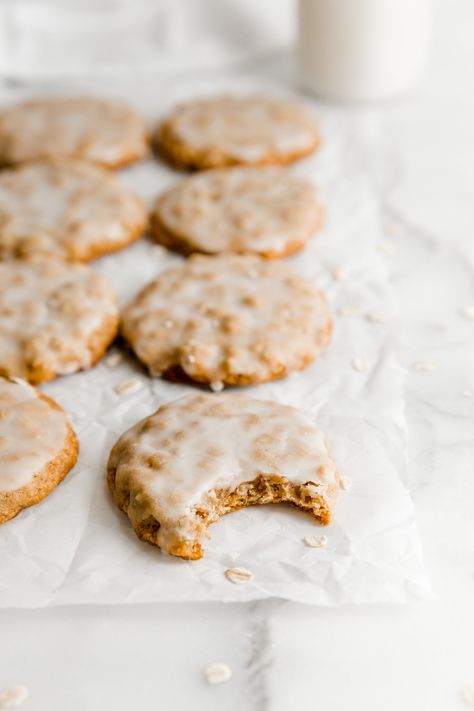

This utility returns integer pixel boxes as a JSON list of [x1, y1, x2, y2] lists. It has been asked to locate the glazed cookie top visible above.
[[0, 96, 149, 169], [0, 258, 118, 383], [121, 254, 332, 386], [108, 393, 339, 553], [0, 377, 69, 492], [0, 160, 147, 262], [159, 95, 319, 168], [153, 167, 324, 258]]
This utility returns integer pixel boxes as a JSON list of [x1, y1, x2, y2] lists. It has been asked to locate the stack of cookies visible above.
[[0, 93, 342, 561]]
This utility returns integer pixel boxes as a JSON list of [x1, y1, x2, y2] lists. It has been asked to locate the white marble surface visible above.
[[1, 2, 474, 709]]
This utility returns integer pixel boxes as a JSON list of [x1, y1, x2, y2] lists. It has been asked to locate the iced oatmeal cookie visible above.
[[0, 160, 147, 262], [0, 258, 119, 384], [0, 96, 149, 169], [121, 254, 332, 388], [0, 376, 78, 524], [107, 393, 339, 559], [152, 166, 323, 259]]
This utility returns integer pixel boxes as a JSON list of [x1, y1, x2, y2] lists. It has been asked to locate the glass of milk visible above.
[[297, 0, 432, 101]]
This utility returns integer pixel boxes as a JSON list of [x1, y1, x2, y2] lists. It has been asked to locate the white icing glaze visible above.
[[163, 95, 319, 163], [109, 393, 339, 554], [0, 377, 68, 492], [121, 254, 332, 384], [0, 96, 148, 168], [155, 167, 323, 256], [0, 160, 146, 261], [0, 258, 118, 381]]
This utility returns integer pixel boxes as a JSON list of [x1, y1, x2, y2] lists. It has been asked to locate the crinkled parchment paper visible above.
[[0, 79, 430, 606]]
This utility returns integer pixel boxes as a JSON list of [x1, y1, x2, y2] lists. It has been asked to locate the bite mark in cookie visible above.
[[107, 393, 339, 559]]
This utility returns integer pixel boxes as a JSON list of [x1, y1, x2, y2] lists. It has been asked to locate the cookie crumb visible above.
[[461, 304, 474, 320], [185, 354, 196, 364], [210, 381, 224, 392], [331, 266, 347, 282], [224, 567, 254, 584], [352, 357, 370, 372], [366, 311, 389, 323], [114, 379, 142, 395], [105, 352, 123, 367], [339, 476, 352, 491], [461, 686, 474, 708], [0, 686, 29, 708], [303, 534, 327, 548], [205, 663, 232, 685], [413, 360, 437, 372], [339, 303, 363, 317]]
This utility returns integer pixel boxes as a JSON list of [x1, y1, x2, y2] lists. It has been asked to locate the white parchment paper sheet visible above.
[[0, 78, 430, 606]]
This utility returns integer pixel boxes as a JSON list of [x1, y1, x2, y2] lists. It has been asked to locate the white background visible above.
[[1, 1, 473, 709]]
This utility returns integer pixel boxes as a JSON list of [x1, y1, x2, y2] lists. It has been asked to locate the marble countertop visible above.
[[1, 2, 473, 709]]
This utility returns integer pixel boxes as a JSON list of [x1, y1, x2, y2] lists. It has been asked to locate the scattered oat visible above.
[[461, 305, 474, 320], [352, 357, 370, 372], [114, 379, 142, 395], [185, 354, 196, 364], [210, 380, 224, 393], [461, 686, 474, 708], [339, 303, 363, 317], [0, 686, 29, 708], [105, 352, 123, 367], [224, 567, 254, 585], [462, 389, 472, 398], [413, 360, 437, 372], [339, 476, 352, 491], [205, 663, 232, 685], [246, 269, 258, 279], [331, 266, 347, 282], [303, 534, 327, 548], [163, 319, 174, 328], [386, 221, 401, 238], [378, 241, 395, 256], [10, 377, 28, 386], [366, 311, 389, 323]]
